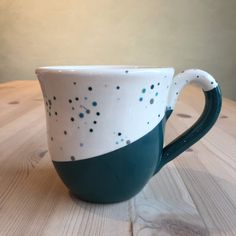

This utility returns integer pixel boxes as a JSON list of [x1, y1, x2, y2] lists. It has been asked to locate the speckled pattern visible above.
[[36, 66, 174, 161]]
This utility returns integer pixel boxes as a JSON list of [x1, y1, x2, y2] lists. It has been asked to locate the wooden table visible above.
[[0, 81, 235, 236]]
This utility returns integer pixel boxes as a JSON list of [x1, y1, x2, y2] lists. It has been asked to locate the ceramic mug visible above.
[[36, 66, 222, 203]]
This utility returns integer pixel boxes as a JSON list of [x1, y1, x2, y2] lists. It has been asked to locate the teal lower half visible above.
[[53, 118, 165, 203]]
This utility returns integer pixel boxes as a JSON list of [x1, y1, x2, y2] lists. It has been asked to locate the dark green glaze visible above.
[[53, 118, 165, 203], [53, 86, 221, 203], [155, 86, 222, 173]]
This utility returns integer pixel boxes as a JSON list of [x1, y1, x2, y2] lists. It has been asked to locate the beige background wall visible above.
[[0, 0, 235, 99]]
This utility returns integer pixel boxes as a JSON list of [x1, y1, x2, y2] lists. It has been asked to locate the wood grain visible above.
[[0, 81, 235, 236]]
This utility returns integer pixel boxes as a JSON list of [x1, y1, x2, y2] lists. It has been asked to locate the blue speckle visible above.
[[92, 101, 97, 106], [115, 141, 119, 145], [155, 92, 158, 96], [79, 113, 84, 118], [139, 97, 143, 102], [142, 88, 146, 93], [84, 97, 88, 100]]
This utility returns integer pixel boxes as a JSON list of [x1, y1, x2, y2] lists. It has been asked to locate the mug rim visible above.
[[35, 65, 174, 75]]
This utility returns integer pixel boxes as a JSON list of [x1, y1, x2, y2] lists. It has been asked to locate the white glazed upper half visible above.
[[36, 66, 174, 162]]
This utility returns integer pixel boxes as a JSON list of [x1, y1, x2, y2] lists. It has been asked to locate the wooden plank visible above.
[[131, 163, 209, 236], [0, 80, 43, 127]]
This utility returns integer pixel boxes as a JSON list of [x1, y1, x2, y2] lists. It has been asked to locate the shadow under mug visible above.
[[36, 66, 222, 203]]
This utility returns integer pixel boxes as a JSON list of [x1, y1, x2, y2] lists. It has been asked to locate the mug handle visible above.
[[155, 69, 222, 173]]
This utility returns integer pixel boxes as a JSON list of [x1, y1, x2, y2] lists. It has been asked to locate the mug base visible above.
[[69, 190, 133, 204]]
